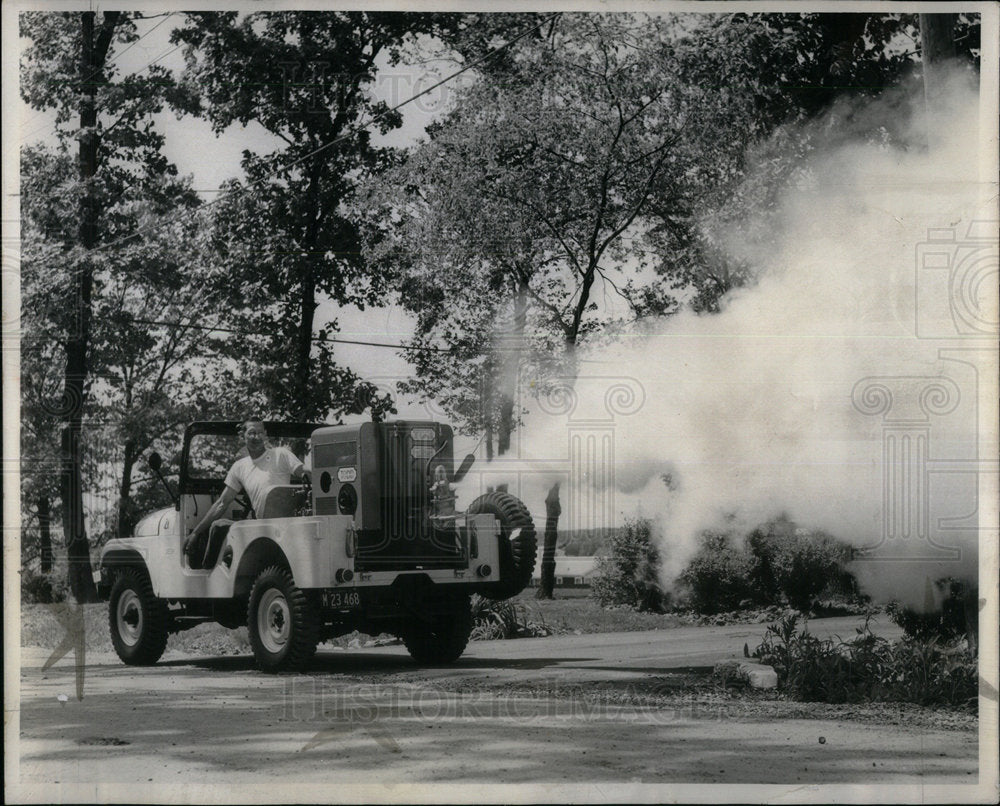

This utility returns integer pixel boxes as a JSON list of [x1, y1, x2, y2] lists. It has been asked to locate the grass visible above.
[[752, 613, 978, 709], [514, 588, 686, 634]]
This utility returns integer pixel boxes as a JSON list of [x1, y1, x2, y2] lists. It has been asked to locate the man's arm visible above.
[[281, 446, 310, 483], [189, 484, 240, 539]]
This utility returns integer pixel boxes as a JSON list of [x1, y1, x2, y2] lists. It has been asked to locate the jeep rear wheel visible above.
[[402, 594, 473, 664], [109, 568, 169, 665], [247, 566, 318, 672], [468, 492, 537, 600]]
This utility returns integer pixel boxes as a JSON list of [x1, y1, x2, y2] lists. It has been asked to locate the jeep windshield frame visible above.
[[178, 421, 323, 502]]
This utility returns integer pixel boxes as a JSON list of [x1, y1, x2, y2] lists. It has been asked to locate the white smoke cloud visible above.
[[459, 68, 995, 610]]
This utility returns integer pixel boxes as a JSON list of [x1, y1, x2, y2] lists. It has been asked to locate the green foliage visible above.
[[677, 530, 754, 614], [745, 516, 855, 611], [886, 578, 977, 642], [470, 596, 522, 640], [591, 518, 666, 613], [470, 595, 550, 640], [168, 11, 454, 421], [753, 613, 977, 707], [678, 516, 857, 614], [21, 568, 68, 604], [361, 13, 730, 441], [19, 11, 222, 581]]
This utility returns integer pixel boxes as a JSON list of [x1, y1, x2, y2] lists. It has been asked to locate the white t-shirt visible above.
[[224, 446, 304, 515]]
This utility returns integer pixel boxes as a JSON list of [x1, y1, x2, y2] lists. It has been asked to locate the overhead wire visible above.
[[129, 317, 452, 353], [20, 12, 178, 142], [79, 12, 563, 261], [98, 13, 563, 359], [22, 13, 571, 387]]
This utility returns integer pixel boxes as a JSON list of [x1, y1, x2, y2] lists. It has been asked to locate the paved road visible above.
[[11, 616, 982, 801]]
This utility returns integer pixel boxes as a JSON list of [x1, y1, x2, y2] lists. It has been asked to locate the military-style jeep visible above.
[[95, 420, 537, 672]]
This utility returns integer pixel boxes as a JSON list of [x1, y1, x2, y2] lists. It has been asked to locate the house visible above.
[[529, 550, 599, 588]]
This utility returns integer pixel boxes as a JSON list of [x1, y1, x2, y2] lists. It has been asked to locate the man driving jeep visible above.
[[183, 419, 310, 568]]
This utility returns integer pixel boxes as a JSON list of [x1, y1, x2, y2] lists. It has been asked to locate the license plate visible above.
[[323, 590, 361, 610]]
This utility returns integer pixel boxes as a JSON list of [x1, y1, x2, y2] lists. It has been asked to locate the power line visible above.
[[129, 317, 453, 353], [81, 12, 563, 261], [21, 13, 178, 142]]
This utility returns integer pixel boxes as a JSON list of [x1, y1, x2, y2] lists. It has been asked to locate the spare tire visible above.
[[467, 492, 537, 600]]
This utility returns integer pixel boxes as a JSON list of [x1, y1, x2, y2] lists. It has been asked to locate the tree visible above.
[[658, 12, 981, 304], [93, 212, 232, 537], [591, 518, 666, 612], [363, 13, 763, 596], [20, 11, 199, 599], [170, 12, 457, 421]]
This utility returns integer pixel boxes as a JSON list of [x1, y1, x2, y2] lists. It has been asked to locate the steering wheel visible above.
[[236, 488, 256, 519]]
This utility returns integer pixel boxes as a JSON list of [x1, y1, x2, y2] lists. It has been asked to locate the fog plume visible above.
[[459, 70, 994, 609]]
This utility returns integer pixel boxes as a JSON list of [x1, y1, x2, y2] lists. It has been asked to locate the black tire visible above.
[[467, 492, 537, 600], [108, 567, 169, 666], [402, 594, 473, 664], [247, 566, 318, 672]]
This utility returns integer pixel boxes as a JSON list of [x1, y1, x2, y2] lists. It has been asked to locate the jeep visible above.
[[95, 420, 537, 672]]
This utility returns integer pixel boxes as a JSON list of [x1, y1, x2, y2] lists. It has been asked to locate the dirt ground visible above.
[[9, 617, 988, 803]]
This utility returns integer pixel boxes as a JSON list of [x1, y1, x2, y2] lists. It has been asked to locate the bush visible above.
[[471, 596, 522, 640], [470, 596, 551, 640], [752, 613, 977, 707], [746, 517, 854, 611], [21, 567, 67, 604], [678, 516, 858, 615], [886, 578, 977, 644], [676, 530, 753, 614], [591, 518, 666, 612]]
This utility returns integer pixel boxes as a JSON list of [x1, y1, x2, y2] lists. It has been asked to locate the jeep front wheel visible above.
[[109, 568, 169, 665], [247, 566, 318, 672]]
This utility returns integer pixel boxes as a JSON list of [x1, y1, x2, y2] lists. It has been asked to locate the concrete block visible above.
[[739, 661, 778, 689]]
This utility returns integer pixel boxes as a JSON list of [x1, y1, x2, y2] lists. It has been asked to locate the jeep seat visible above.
[[258, 485, 301, 520]]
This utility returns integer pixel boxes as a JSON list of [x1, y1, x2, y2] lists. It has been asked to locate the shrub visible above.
[[591, 518, 666, 612], [21, 567, 67, 604], [470, 596, 522, 640], [678, 516, 858, 615], [676, 530, 753, 614], [886, 577, 977, 644], [746, 517, 855, 611], [752, 613, 977, 707], [470, 596, 551, 640]]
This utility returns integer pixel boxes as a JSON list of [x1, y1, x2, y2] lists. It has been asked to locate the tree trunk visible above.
[[295, 263, 316, 419], [38, 496, 53, 574], [484, 423, 494, 462], [919, 13, 958, 144], [294, 164, 321, 420], [497, 278, 528, 457], [117, 440, 136, 538], [62, 427, 96, 601], [919, 14, 957, 67], [536, 482, 561, 599], [62, 10, 119, 604]]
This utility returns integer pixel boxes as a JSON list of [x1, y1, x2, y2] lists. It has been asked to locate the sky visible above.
[[17, 9, 647, 432], [17, 11, 456, 421], [12, 8, 998, 607]]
